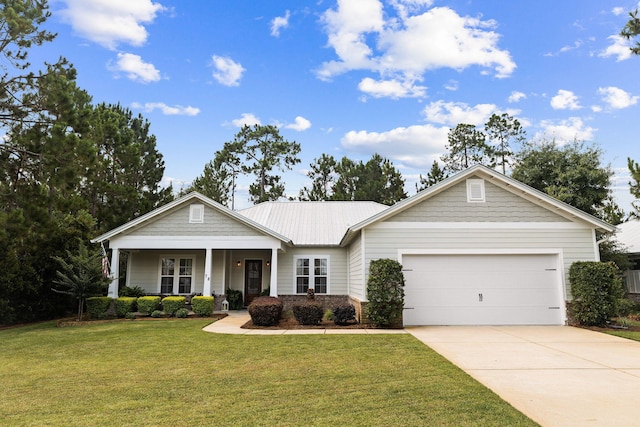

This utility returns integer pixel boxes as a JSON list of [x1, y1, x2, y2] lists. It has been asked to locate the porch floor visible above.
[[203, 310, 407, 335]]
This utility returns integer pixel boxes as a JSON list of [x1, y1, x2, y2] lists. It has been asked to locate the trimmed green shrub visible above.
[[124, 312, 136, 320], [114, 297, 137, 317], [137, 296, 161, 315], [175, 308, 189, 318], [191, 296, 214, 317], [150, 310, 164, 318], [162, 296, 186, 316], [570, 261, 624, 326], [332, 303, 356, 325], [120, 285, 146, 298], [226, 289, 243, 310], [366, 258, 405, 328], [248, 296, 283, 326], [617, 298, 638, 318], [323, 309, 333, 322], [86, 297, 112, 320], [292, 301, 323, 325]]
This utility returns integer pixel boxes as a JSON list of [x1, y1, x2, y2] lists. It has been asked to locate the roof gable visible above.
[[91, 192, 292, 244], [341, 165, 615, 245]]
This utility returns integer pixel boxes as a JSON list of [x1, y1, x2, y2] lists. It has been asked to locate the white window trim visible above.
[[189, 204, 204, 223], [293, 255, 330, 294], [158, 255, 197, 295], [466, 179, 485, 203]]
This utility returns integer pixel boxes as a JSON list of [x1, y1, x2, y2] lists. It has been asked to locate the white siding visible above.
[[347, 234, 364, 300], [277, 247, 349, 295], [364, 226, 598, 300], [128, 250, 205, 294]]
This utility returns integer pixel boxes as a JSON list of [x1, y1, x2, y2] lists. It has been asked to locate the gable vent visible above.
[[189, 204, 204, 223], [466, 179, 485, 203]]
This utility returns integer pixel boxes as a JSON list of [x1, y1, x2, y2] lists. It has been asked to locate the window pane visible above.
[[314, 258, 327, 276], [296, 258, 309, 276], [296, 277, 309, 294], [161, 258, 174, 275], [179, 258, 192, 275], [179, 277, 192, 294], [161, 277, 173, 294], [314, 277, 327, 294]]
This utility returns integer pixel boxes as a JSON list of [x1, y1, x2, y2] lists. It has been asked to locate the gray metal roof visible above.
[[238, 201, 388, 246], [616, 220, 640, 254]]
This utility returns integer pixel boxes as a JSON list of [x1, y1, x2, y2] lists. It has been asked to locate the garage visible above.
[[401, 253, 564, 326]]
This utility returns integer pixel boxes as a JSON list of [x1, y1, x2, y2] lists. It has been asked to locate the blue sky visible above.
[[34, 0, 640, 211]]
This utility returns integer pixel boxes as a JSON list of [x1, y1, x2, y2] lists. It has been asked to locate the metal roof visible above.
[[238, 201, 388, 246], [616, 220, 640, 254]]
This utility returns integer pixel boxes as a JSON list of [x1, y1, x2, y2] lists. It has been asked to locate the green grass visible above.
[[0, 319, 536, 426]]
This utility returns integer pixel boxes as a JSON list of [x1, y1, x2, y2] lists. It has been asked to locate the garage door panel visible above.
[[402, 254, 563, 326]]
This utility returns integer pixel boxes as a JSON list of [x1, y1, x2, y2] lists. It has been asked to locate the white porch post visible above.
[[203, 248, 212, 296], [108, 248, 120, 298], [270, 247, 278, 297]]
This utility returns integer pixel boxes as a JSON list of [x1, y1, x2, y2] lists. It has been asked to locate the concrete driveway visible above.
[[406, 326, 640, 427]]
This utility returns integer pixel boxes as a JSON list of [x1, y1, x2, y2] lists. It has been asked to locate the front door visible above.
[[244, 260, 262, 306]]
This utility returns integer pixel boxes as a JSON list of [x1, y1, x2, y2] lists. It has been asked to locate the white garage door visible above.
[[402, 254, 563, 326]]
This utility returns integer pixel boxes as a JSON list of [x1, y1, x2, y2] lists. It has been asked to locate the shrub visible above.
[[162, 296, 186, 316], [114, 297, 137, 317], [85, 297, 112, 320], [150, 310, 164, 318], [191, 296, 214, 317], [225, 289, 243, 310], [175, 308, 189, 318], [120, 285, 146, 298], [124, 312, 136, 320], [292, 301, 323, 325], [137, 296, 161, 315], [617, 298, 638, 318], [366, 259, 405, 328], [570, 261, 624, 326], [248, 296, 283, 326], [332, 303, 356, 325], [260, 287, 271, 296], [323, 309, 333, 322]]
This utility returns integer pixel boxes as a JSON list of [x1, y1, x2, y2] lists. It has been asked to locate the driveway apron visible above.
[[406, 326, 640, 427]]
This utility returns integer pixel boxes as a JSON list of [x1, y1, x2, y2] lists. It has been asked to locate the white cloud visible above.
[[131, 102, 200, 116], [317, 2, 515, 97], [444, 80, 458, 91], [598, 86, 639, 109], [422, 100, 498, 126], [231, 113, 261, 127], [599, 35, 633, 61], [59, 0, 166, 50], [271, 10, 290, 37], [285, 116, 312, 131], [341, 123, 449, 168], [612, 7, 626, 16], [550, 90, 581, 110], [109, 53, 160, 83], [211, 55, 245, 86], [537, 117, 595, 143], [508, 91, 526, 103], [358, 77, 426, 98]]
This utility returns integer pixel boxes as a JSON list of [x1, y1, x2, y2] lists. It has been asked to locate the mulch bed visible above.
[[242, 314, 390, 330], [55, 313, 227, 327]]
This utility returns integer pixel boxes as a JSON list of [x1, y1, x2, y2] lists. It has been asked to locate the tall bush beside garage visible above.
[[569, 261, 624, 326], [366, 259, 405, 328]]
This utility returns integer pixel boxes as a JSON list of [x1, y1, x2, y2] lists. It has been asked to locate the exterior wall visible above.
[[128, 249, 205, 295], [276, 247, 349, 295], [347, 233, 365, 300], [126, 203, 262, 237], [387, 180, 571, 223], [225, 249, 272, 294], [363, 225, 598, 300]]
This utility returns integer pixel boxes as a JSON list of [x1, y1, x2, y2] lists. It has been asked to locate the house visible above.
[[614, 220, 640, 294], [91, 164, 615, 326]]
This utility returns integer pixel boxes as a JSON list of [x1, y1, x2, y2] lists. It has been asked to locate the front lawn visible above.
[[0, 319, 536, 426]]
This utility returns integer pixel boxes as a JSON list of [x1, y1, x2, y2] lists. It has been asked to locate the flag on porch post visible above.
[[101, 243, 111, 278]]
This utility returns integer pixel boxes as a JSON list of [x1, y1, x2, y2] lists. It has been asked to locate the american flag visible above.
[[101, 243, 110, 278]]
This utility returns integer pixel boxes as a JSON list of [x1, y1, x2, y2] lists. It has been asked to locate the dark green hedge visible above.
[[86, 297, 112, 320], [292, 301, 323, 325], [248, 296, 282, 326], [114, 297, 137, 317], [366, 259, 405, 327], [137, 296, 161, 315], [570, 261, 624, 326], [191, 296, 214, 317], [162, 296, 186, 316]]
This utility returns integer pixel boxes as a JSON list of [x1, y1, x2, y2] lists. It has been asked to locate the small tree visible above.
[[569, 261, 624, 326], [52, 243, 110, 321], [366, 259, 405, 327]]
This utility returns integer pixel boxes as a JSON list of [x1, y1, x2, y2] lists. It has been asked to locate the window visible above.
[[295, 256, 329, 294], [466, 179, 485, 202], [159, 256, 194, 294], [189, 204, 204, 223]]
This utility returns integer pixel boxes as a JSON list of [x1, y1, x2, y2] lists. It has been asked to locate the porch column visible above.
[[270, 248, 278, 297], [107, 248, 120, 299], [203, 248, 212, 296]]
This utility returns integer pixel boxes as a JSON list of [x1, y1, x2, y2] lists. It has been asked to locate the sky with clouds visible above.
[[34, 0, 640, 211]]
